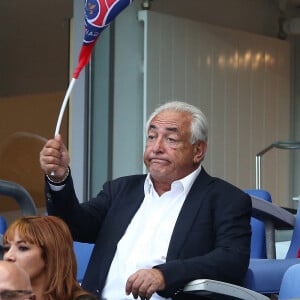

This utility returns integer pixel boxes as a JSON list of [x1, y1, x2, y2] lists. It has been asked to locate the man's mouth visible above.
[[150, 158, 168, 164]]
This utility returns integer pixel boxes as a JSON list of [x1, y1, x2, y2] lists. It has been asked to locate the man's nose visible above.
[[152, 137, 164, 152]]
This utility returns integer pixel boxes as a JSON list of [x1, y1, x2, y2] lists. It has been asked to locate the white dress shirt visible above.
[[102, 166, 201, 300]]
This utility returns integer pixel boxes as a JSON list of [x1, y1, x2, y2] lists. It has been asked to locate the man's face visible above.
[[0, 261, 34, 300], [143, 110, 206, 186]]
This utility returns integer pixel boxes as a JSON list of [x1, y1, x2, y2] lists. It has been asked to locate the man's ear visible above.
[[193, 141, 207, 163]]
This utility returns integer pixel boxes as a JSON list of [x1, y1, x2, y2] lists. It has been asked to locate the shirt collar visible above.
[[144, 165, 202, 196]]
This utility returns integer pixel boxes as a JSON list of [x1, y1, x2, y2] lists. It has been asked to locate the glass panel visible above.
[[0, 1, 72, 223]]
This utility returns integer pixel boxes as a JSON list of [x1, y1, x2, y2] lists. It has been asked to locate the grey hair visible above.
[[145, 101, 208, 144]]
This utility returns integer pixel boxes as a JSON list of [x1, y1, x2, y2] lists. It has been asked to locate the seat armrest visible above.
[[251, 196, 295, 229], [184, 279, 270, 300]]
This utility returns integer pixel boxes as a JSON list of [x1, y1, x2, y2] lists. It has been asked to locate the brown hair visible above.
[[3, 215, 93, 300]]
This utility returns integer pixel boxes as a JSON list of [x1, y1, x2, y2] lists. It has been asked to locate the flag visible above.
[[53, 0, 134, 137], [73, 0, 134, 79]]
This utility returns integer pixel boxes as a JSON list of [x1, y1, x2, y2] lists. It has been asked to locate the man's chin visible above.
[[149, 167, 169, 179]]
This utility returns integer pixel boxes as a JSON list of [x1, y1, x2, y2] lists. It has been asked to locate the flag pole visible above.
[[50, 78, 76, 176], [54, 78, 77, 136]]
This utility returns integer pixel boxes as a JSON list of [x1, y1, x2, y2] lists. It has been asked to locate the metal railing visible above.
[[255, 141, 300, 189]]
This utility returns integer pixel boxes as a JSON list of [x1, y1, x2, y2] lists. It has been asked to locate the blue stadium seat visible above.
[[73, 241, 94, 283], [278, 263, 300, 299], [244, 189, 272, 259], [0, 215, 7, 234]]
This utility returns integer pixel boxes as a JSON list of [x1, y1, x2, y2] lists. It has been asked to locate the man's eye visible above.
[[167, 138, 176, 143], [147, 135, 155, 141]]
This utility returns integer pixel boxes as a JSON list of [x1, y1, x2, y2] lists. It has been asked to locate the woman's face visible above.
[[3, 230, 46, 282]]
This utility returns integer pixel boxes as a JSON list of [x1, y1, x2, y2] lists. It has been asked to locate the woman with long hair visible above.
[[2, 215, 97, 300]]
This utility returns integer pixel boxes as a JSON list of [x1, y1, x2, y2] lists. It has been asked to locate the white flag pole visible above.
[[50, 77, 76, 176]]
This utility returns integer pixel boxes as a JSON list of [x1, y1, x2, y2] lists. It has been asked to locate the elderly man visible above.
[[40, 101, 252, 300], [0, 260, 35, 300]]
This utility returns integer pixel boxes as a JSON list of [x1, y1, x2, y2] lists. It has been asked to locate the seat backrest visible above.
[[73, 241, 94, 283], [278, 263, 300, 299], [0, 180, 37, 258], [0, 216, 7, 234], [285, 201, 300, 258], [0, 215, 7, 259], [244, 189, 272, 259], [250, 218, 267, 258], [0, 180, 38, 216]]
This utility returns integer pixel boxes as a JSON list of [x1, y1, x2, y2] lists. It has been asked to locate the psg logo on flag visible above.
[[84, 0, 133, 45]]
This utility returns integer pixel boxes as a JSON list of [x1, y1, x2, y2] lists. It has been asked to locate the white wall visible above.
[[138, 10, 291, 206], [150, 0, 280, 37], [292, 37, 300, 203]]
